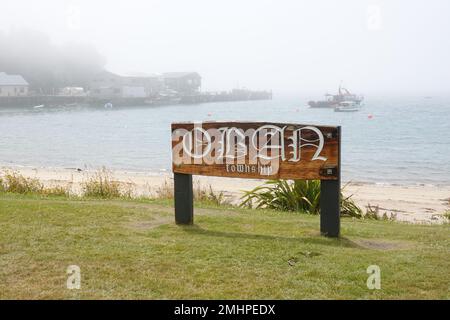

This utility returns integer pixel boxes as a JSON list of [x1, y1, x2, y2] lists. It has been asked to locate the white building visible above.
[[0, 72, 29, 97], [89, 70, 162, 99]]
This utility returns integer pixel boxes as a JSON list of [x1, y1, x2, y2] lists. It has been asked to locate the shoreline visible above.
[[2, 162, 449, 188], [0, 89, 273, 108], [1, 164, 449, 224]]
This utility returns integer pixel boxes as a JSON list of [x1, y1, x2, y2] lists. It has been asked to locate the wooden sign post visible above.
[[171, 122, 341, 237]]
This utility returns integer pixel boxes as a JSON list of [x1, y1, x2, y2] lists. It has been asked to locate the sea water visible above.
[[0, 95, 449, 185]]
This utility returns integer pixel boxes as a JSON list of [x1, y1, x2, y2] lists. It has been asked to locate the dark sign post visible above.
[[174, 172, 193, 225], [171, 122, 341, 237], [319, 126, 341, 237]]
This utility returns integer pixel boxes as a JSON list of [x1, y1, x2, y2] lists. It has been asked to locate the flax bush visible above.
[[240, 179, 363, 218]]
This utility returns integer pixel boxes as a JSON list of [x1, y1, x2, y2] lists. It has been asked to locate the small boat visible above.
[[104, 102, 113, 109], [33, 104, 45, 109], [334, 101, 361, 112]]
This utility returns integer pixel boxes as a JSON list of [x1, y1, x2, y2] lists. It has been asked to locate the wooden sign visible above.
[[171, 122, 340, 180], [171, 121, 341, 238]]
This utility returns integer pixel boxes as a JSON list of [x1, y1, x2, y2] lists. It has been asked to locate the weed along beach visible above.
[[1, 0, 450, 309]]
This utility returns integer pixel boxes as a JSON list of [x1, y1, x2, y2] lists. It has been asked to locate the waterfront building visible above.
[[0, 72, 29, 97], [161, 72, 201, 94], [89, 70, 162, 98]]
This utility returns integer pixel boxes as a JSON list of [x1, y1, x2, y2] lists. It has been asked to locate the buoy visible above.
[[368, 114, 373, 119], [207, 113, 212, 117]]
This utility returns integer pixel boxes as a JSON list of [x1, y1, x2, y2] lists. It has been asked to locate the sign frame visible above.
[[171, 121, 341, 237]]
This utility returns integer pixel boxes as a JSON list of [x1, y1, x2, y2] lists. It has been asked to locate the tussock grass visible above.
[[194, 182, 227, 205], [443, 211, 450, 223], [0, 170, 43, 194], [81, 167, 135, 199], [0, 170, 70, 196], [154, 179, 228, 206], [154, 179, 173, 199], [365, 204, 397, 221], [0, 169, 225, 204]]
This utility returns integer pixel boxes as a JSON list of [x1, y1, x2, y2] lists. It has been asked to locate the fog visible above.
[[0, 29, 105, 93], [1, 0, 449, 95]]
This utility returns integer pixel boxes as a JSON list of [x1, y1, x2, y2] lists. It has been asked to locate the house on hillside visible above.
[[89, 70, 162, 99], [161, 72, 201, 94], [0, 72, 29, 97]]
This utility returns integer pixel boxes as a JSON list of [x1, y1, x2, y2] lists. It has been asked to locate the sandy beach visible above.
[[1, 165, 449, 224]]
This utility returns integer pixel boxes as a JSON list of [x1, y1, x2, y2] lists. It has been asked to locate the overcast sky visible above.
[[1, 0, 449, 94]]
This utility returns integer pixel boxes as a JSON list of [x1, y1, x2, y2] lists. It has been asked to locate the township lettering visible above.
[[172, 123, 327, 175]]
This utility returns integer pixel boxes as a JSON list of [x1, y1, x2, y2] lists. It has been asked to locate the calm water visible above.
[[0, 95, 449, 185]]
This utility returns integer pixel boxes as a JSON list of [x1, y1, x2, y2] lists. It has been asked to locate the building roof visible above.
[[92, 70, 122, 79], [92, 70, 160, 82], [122, 72, 160, 78], [0, 72, 29, 86], [162, 72, 200, 79]]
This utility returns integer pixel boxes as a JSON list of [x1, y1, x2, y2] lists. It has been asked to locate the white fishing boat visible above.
[[33, 104, 45, 109], [334, 101, 361, 112]]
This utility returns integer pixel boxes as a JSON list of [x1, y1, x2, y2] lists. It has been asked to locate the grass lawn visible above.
[[0, 193, 449, 299]]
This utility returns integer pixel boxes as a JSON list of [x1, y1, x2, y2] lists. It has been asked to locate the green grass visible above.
[[0, 193, 449, 299]]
